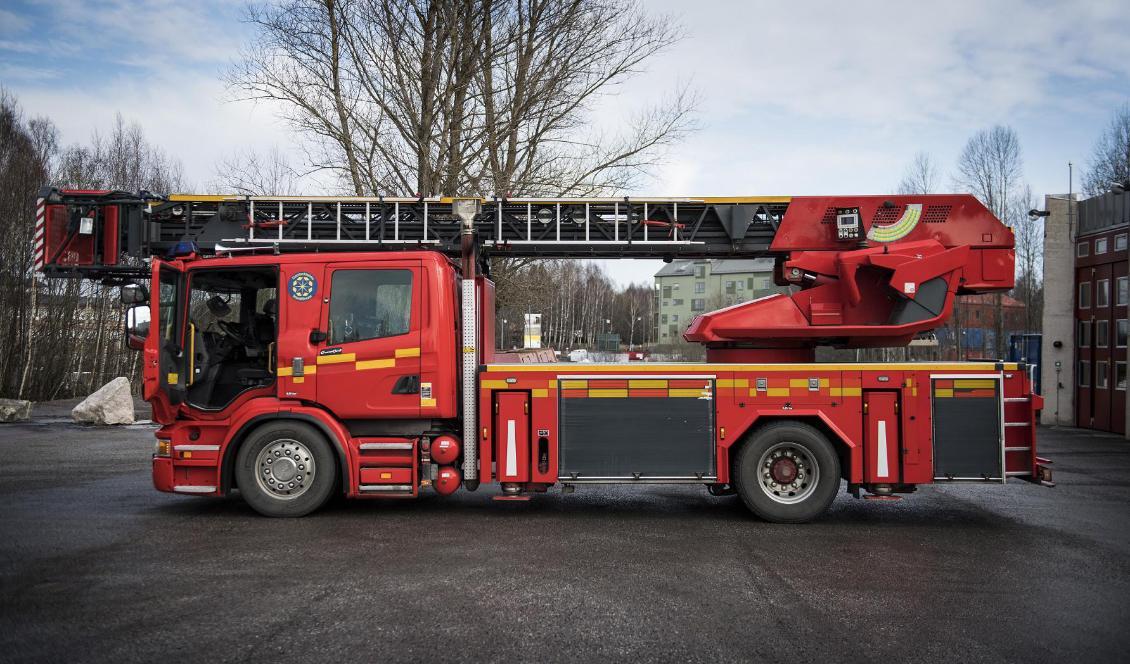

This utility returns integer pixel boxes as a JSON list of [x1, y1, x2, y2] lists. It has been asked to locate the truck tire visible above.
[[235, 421, 337, 517], [733, 421, 840, 523]]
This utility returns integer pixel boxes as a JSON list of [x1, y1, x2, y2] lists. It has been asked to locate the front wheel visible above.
[[733, 421, 840, 523], [235, 421, 337, 517]]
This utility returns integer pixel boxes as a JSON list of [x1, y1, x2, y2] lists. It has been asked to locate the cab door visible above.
[[145, 260, 186, 424], [315, 260, 422, 419]]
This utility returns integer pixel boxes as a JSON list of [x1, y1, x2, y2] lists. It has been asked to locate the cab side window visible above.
[[329, 269, 412, 345]]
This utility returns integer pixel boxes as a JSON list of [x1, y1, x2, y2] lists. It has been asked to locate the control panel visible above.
[[835, 207, 862, 241]]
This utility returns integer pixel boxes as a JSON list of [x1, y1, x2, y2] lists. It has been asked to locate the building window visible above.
[[747, 277, 754, 290], [1095, 237, 1108, 254], [1096, 361, 1109, 389], [736, 280, 744, 290], [1117, 319, 1127, 348], [1077, 241, 1089, 258], [695, 281, 705, 294], [694, 264, 706, 279], [725, 280, 736, 294], [691, 298, 705, 312], [668, 324, 678, 337], [662, 286, 671, 299], [1097, 320, 1109, 348], [1079, 282, 1091, 309], [1078, 361, 1090, 387], [672, 283, 680, 291], [1118, 276, 1128, 306], [672, 299, 684, 306], [1079, 320, 1091, 346], [1097, 279, 1110, 307], [660, 314, 668, 324], [1116, 362, 1127, 391], [1115, 233, 1128, 252]]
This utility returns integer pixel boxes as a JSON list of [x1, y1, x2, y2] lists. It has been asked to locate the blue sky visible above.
[[3, 0, 1129, 285]]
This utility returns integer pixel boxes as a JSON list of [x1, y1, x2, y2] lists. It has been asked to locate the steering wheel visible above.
[[217, 319, 247, 345]]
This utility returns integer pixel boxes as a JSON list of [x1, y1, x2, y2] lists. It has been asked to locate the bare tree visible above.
[[954, 124, 1024, 359], [2, 92, 185, 401], [1082, 103, 1130, 196], [1011, 184, 1042, 334], [896, 151, 939, 195], [212, 146, 302, 195], [228, 0, 695, 198]]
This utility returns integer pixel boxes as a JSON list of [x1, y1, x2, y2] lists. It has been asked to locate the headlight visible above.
[[155, 439, 172, 457]]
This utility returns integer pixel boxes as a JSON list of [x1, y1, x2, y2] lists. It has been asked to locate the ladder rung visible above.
[[1003, 397, 1030, 403], [1004, 446, 1031, 452], [1004, 422, 1029, 428]]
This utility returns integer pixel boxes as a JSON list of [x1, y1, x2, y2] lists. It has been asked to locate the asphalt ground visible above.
[[1, 411, 1128, 663]]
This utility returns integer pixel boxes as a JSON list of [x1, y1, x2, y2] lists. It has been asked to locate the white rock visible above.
[[72, 377, 136, 425], [0, 398, 32, 423]]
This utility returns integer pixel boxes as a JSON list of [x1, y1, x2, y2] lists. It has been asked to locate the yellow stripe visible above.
[[789, 378, 809, 388], [166, 193, 231, 202], [420, 397, 436, 408], [487, 362, 1018, 372], [317, 353, 357, 364], [480, 379, 509, 390], [629, 379, 668, 388], [167, 372, 178, 384], [700, 196, 792, 203], [829, 387, 862, 397], [767, 388, 791, 397], [588, 388, 627, 398], [532, 388, 548, 398], [953, 379, 996, 389], [293, 377, 305, 384], [669, 388, 710, 398], [356, 358, 395, 371], [560, 379, 588, 389], [935, 388, 954, 398], [716, 378, 748, 388], [395, 347, 421, 358]]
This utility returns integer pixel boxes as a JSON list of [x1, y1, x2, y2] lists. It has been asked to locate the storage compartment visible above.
[[558, 377, 715, 479], [931, 377, 1003, 481]]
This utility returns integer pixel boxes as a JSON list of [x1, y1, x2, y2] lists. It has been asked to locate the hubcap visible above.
[[757, 442, 819, 504], [255, 438, 315, 500]]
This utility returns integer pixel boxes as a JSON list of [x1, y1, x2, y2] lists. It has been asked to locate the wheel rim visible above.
[[756, 441, 819, 504], [255, 438, 316, 500]]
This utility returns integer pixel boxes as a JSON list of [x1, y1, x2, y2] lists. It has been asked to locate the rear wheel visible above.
[[235, 421, 337, 517], [733, 421, 840, 523]]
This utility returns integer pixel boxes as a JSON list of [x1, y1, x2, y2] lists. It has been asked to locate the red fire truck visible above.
[[35, 190, 1051, 521]]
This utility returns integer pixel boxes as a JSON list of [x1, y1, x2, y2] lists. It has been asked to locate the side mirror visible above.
[[120, 283, 149, 305], [125, 304, 150, 351]]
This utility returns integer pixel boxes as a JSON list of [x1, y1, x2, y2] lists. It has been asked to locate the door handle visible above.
[[309, 329, 328, 344], [392, 375, 420, 394]]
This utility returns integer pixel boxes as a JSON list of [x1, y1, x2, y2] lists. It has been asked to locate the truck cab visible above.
[[134, 251, 460, 425]]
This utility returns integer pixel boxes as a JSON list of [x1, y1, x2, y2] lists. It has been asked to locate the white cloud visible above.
[[0, 8, 31, 35]]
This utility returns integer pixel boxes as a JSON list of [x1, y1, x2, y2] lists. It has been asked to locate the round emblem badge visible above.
[[288, 272, 317, 301]]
